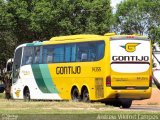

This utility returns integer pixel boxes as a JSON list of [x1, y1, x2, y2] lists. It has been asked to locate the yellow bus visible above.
[[12, 33, 152, 108]]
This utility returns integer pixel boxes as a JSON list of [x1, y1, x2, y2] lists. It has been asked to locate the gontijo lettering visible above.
[[112, 56, 149, 62], [56, 66, 81, 74]]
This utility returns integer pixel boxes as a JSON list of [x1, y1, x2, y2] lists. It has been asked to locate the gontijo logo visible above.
[[121, 43, 140, 52]]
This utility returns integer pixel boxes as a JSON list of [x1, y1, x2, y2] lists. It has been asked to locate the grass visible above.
[[0, 99, 115, 114], [0, 97, 159, 114], [0, 93, 160, 120], [0, 93, 5, 98]]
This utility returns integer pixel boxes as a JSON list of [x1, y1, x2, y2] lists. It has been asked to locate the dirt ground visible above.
[[133, 87, 160, 105]]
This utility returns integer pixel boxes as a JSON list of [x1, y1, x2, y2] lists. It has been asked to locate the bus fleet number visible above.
[[92, 67, 101, 72]]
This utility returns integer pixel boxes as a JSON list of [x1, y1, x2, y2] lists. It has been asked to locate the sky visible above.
[[111, 0, 124, 12]]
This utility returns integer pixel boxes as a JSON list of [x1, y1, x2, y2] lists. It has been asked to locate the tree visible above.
[[142, 0, 160, 42], [114, 0, 160, 42], [0, 0, 17, 71], [114, 0, 149, 35], [0, 0, 113, 70], [5, 0, 112, 43]]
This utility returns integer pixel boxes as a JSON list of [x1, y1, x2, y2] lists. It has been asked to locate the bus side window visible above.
[[81, 53, 88, 61], [89, 52, 96, 61], [88, 41, 104, 61], [22, 47, 34, 65], [34, 47, 41, 64], [43, 45, 54, 63], [76, 41, 105, 62], [65, 45, 71, 62], [42, 48, 47, 63], [26, 56, 33, 64], [65, 44, 76, 62], [88, 42, 96, 61], [47, 51, 53, 63], [53, 45, 64, 63], [13, 47, 22, 83], [71, 45, 76, 62], [97, 42, 105, 60], [76, 43, 89, 62]]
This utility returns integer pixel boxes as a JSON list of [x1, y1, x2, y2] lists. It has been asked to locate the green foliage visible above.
[[5, 0, 112, 42], [142, 0, 160, 42], [114, 0, 160, 42], [0, 0, 112, 69], [29, 0, 112, 36], [0, 0, 17, 70], [114, 0, 148, 35]]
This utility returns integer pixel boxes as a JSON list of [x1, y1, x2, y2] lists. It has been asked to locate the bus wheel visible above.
[[104, 100, 121, 107], [82, 88, 89, 102], [71, 87, 79, 102], [24, 89, 30, 102], [120, 99, 132, 108]]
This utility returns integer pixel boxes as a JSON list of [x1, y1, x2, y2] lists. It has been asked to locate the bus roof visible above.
[[15, 33, 149, 49], [110, 35, 149, 41], [49, 34, 102, 42]]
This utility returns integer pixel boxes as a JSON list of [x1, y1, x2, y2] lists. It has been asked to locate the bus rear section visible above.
[[107, 35, 152, 108]]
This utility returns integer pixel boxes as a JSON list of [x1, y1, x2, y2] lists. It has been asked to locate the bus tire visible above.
[[120, 99, 132, 108], [71, 87, 79, 102], [82, 88, 89, 102], [24, 88, 30, 102], [104, 100, 121, 107]]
